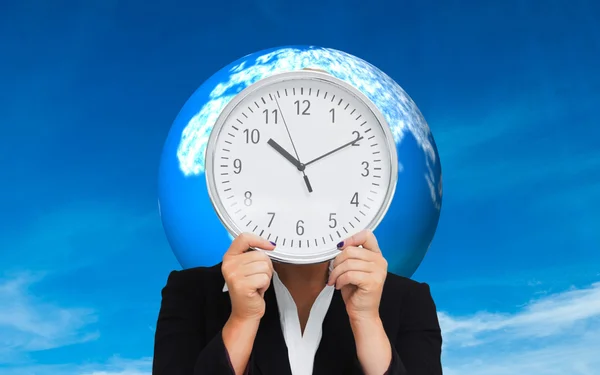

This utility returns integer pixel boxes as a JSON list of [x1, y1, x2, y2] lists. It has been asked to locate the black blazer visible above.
[[152, 263, 442, 375]]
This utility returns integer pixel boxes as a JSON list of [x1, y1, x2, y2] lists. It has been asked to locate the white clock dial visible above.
[[206, 70, 398, 264]]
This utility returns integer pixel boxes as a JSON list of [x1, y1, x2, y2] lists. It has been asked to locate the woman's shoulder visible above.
[[381, 272, 439, 320], [160, 263, 225, 299]]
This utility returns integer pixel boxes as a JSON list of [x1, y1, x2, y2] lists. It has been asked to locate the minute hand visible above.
[[304, 135, 364, 167]]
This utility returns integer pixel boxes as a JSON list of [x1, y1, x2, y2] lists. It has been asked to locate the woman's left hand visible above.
[[327, 229, 388, 321]]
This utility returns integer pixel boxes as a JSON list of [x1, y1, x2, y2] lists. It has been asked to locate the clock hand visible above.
[[304, 134, 364, 167], [273, 96, 313, 193], [267, 138, 304, 171]]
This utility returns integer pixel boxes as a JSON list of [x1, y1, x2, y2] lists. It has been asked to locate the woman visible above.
[[152, 230, 442, 375]]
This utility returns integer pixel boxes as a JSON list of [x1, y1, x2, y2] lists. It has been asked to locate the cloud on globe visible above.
[[158, 45, 442, 277]]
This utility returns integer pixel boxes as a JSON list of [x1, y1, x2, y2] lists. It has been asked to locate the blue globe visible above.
[[158, 45, 443, 277]]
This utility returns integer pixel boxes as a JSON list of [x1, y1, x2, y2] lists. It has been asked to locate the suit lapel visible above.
[[253, 284, 292, 375], [313, 290, 358, 375]]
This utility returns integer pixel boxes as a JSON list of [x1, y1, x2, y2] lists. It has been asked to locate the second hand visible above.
[[273, 96, 313, 193]]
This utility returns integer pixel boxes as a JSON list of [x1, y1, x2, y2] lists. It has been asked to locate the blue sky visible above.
[[1, 0, 599, 374]]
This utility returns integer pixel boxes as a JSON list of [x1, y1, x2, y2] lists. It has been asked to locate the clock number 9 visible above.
[[294, 100, 310, 115], [296, 220, 305, 236], [233, 159, 242, 174], [243, 128, 260, 144]]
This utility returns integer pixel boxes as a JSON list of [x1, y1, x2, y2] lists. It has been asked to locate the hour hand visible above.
[[267, 138, 304, 171]]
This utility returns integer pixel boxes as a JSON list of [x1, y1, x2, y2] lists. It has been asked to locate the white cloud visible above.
[[0, 357, 152, 375], [0, 273, 99, 364], [440, 281, 600, 374]]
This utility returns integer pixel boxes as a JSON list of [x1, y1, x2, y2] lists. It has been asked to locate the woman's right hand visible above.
[[221, 233, 276, 322]]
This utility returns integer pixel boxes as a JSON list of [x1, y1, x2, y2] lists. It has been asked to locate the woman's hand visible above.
[[327, 229, 388, 321], [221, 233, 276, 322], [221, 233, 276, 375], [328, 229, 392, 375]]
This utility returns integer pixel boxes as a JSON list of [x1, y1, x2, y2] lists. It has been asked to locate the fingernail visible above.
[[337, 241, 344, 248], [270, 241, 276, 246]]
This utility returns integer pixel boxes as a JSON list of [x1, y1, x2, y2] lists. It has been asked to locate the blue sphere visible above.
[[158, 45, 443, 277]]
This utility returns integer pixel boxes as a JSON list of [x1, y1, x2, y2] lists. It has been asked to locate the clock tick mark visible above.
[[220, 156, 229, 159], [224, 140, 232, 145], [322, 237, 326, 244], [343, 227, 348, 233], [267, 233, 272, 240], [235, 209, 242, 214], [253, 225, 258, 232], [363, 204, 371, 209], [237, 118, 243, 124], [226, 195, 234, 199], [261, 97, 266, 104], [298, 240, 301, 248], [372, 182, 380, 186], [246, 220, 252, 227], [268, 93, 273, 101], [248, 106, 254, 113], [368, 136, 375, 140], [367, 197, 374, 202], [275, 235, 279, 243], [285, 89, 288, 96], [316, 89, 320, 97], [330, 94, 335, 102], [364, 128, 371, 133], [222, 180, 230, 183], [221, 172, 229, 176], [329, 234, 334, 241], [350, 109, 356, 115], [370, 143, 378, 147], [232, 125, 239, 131], [373, 151, 380, 155], [338, 98, 343, 106], [349, 222, 355, 228], [227, 132, 235, 137], [259, 229, 264, 236], [242, 112, 248, 118], [374, 175, 381, 178], [223, 149, 230, 152], [224, 187, 231, 192], [344, 103, 350, 110], [374, 159, 381, 163], [355, 114, 362, 120], [354, 216, 361, 223], [360, 121, 367, 126], [301, 87, 304, 95], [324, 92, 328, 99], [293, 88, 296, 95], [277, 91, 281, 98]]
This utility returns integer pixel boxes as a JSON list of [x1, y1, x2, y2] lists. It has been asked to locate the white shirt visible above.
[[223, 265, 335, 375]]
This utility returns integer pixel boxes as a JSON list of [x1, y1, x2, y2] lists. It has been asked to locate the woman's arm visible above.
[[352, 282, 442, 375], [381, 282, 443, 375]]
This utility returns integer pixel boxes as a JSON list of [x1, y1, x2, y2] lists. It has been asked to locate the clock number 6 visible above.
[[296, 220, 305, 236]]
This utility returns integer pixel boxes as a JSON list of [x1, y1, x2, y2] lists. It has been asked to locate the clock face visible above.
[[206, 70, 398, 264]]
